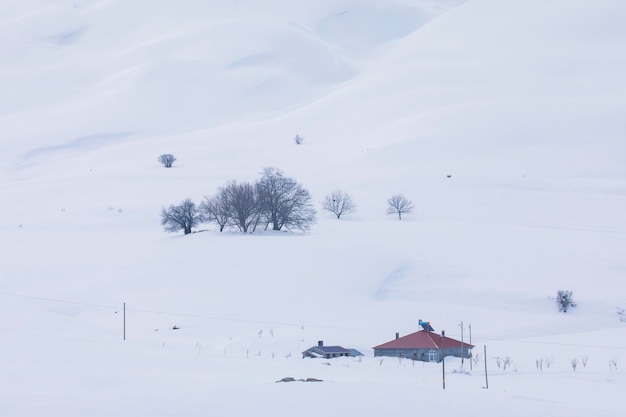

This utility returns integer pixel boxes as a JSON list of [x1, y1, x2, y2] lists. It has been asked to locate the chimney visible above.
[[318, 340, 323, 347], [395, 332, 400, 340]]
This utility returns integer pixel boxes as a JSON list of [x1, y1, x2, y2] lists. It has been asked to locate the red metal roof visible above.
[[373, 330, 474, 350]]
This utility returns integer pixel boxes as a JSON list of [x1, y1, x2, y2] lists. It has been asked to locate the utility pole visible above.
[[484, 345, 489, 389], [459, 321, 465, 368], [469, 324, 473, 371], [441, 330, 446, 389]]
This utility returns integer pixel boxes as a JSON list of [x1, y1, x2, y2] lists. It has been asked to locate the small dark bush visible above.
[[557, 290, 576, 313], [158, 153, 176, 168]]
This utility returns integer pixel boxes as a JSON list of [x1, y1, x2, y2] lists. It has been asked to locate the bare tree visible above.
[[160, 199, 200, 235], [386, 194, 414, 220], [223, 181, 259, 233], [256, 167, 316, 231], [199, 191, 231, 232], [322, 190, 356, 219], [158, 153, 176, 168]]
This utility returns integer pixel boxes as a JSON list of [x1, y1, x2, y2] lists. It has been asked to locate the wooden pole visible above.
[[441, 330, 446, 389], [484, 345, 488, 389], [469, 324, 473, 371], [460, 321, 464, 367], [123, 302, 126, 341]]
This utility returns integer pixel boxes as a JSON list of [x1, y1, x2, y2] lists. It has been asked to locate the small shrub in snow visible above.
[[536, 357, 554, 371], [556, 290, 576, 312], [581, 355, 589, 367], [571, 358, 578, 371], [472, 353, 480, 366], [294, 134, 303, 145], [617, 307, 626, 322], [158, 153, 176, 168], [496, 356, 512, 370]]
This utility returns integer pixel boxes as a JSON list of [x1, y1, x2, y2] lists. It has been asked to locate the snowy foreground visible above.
[[1, 0, 625, 416]]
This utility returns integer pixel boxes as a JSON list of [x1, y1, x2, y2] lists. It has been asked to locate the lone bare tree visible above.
[[322, 190, 356, 219], [386, 194, 414, 220], [160, 199, 201, 235], [256, 167, 316, 231], [158, 153, 176, 168]]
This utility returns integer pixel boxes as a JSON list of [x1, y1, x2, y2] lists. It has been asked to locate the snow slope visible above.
[[1, 0, 625, 416]]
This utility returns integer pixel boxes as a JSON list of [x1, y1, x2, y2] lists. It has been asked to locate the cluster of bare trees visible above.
[[161, 167, 317, 235], [161, 166, 417, 235]]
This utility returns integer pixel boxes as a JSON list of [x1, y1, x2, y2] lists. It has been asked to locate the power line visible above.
[[0, 291, 117, 310], [0, 290, 373, 332], [1, 290, 624, 350]]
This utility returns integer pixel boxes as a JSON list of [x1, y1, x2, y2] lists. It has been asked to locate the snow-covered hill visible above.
[[1, 1, 625, 416]]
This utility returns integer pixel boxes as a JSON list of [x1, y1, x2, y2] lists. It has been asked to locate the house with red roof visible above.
[[373, 330, 473, 363]]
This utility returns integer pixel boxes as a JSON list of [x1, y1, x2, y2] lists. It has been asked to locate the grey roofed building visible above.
[[302, 341, 362, 359]]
